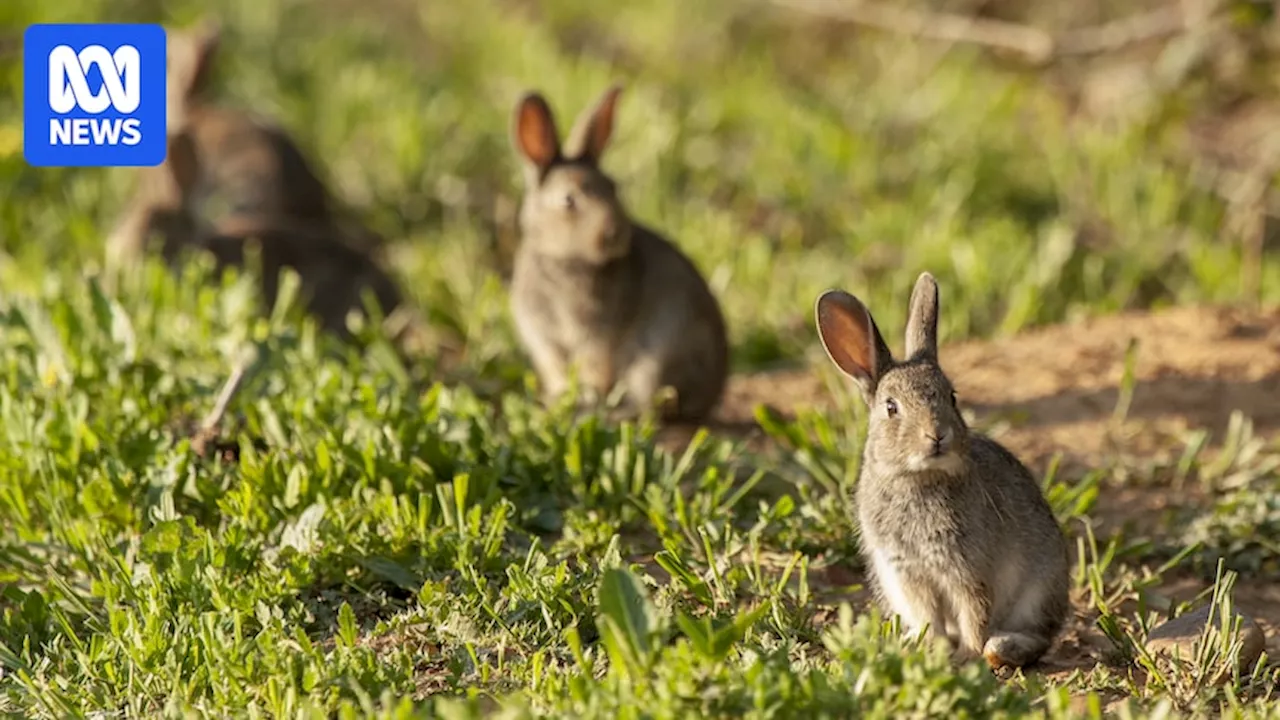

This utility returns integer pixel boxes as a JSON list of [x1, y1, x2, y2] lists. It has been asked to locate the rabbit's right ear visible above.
[[513, 92, 561, 181], [815, 290, 894, 399]]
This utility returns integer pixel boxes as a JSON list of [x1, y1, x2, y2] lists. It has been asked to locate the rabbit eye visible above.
[[951, 391, 958, 407], [884, 398, 899, 417]]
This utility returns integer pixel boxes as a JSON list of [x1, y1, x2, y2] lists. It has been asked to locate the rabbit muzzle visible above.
[[927, 428, 952, 455], [907, 427, 965, 474], [596, 222, 631, 259]]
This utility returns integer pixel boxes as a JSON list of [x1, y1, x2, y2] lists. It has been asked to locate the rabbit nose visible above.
[[926, 429, 953, 454], [600, 223, 627, 252]]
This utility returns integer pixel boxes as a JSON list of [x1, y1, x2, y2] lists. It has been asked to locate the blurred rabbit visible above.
[[814, 272, 1070, 670], [155, 128, 403, 338], [105, 19, 382, 277], [508, 85, 729, 423]]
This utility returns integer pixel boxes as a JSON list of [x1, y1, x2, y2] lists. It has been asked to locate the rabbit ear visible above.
[[904, 272, 940, 361], [816, 289, 894, 398], [564, 85, 622, 165], [167, 20, 222, 102], [512, 92, 561, 178]]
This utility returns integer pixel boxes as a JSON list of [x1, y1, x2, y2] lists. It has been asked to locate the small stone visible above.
[[1144, 604, 1267, 682]]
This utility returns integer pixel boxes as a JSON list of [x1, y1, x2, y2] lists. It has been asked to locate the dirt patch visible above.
[[713, 304, 1280, 470]]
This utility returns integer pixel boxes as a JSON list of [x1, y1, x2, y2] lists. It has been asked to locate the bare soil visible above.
[[718, 304, 1280, 466]]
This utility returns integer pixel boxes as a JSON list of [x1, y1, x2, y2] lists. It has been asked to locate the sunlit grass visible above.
[[1, 0, 1279, 716]]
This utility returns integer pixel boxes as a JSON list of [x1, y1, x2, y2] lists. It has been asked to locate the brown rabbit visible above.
[[157, 123, 403, 338], [105, 19, 381, 276], [509, 86, 729, 423], [815, 273, 1070, 669]]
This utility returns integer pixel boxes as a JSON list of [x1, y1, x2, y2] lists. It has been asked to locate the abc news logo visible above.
[[24, 24, 167, 167], [48, 44, 144, 147]]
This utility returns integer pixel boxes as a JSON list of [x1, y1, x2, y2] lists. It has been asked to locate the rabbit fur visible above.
[[815, 272, 1070, 669], [195, 212, 404, 340], [509, 85, 728, 422]]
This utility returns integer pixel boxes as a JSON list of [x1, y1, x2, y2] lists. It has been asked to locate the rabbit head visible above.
[[511, 86, 632, 263], [816, 273, 970, 474], [166, 20, 222, 134]]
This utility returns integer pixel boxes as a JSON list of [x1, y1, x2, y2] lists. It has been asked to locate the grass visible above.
[[2, 0, 1280, 716]]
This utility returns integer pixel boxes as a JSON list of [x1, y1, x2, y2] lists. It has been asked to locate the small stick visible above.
[[200, 362, 249, 433], [191, 360, 251, 458], [1054, 6, 1189, 57], [768, 0, 1054, 62], [766, 0, 1207, 64]]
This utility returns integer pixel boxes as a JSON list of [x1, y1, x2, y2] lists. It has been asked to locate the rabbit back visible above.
[[108, 117, 336, 270], [199, 215, 402, 338], [625, 223, 729, 420]]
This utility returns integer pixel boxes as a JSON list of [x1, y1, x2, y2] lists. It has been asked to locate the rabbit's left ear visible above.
[[904, 272, 939, 361], [564, 85, 623, 165]]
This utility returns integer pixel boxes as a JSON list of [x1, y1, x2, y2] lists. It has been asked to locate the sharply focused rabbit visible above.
[[815, 272, 1070, 669], [104, 20, 399, 336], [508, 85, 729, 422]]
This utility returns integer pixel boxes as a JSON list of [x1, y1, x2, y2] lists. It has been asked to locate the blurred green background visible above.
[[4, 0, 1276, 376]]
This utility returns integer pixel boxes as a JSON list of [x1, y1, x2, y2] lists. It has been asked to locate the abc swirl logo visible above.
[[47, 43, 144, 146], [24, 24, 167, 167]]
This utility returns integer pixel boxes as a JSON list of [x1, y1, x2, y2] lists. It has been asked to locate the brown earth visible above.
[[681, 303, 1280, 686], [716, 304, 1280, 467]]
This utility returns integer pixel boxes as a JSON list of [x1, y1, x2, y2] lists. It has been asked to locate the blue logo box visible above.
[[24, 23, 167, 167]]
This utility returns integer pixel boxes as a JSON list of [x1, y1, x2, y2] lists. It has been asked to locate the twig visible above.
[[191, 360, 251, 458], [769, 0, 1053, 62], [200, 362, 249, 433], [766, 0, 1206, 64], [1055, 6, 1189, 57]]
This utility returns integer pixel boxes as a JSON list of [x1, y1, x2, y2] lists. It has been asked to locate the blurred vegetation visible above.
[[3, 0, 1279, 371], [2, 0, 1280, 716]]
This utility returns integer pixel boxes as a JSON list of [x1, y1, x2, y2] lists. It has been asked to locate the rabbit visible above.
[[508, 85, 729, 423], [105, 19, 382, 277], [814, 272, 1070, 670], [124, 116, 404, 339]]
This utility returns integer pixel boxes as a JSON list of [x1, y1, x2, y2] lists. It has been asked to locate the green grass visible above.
[[2, 0, 1280, 716]]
